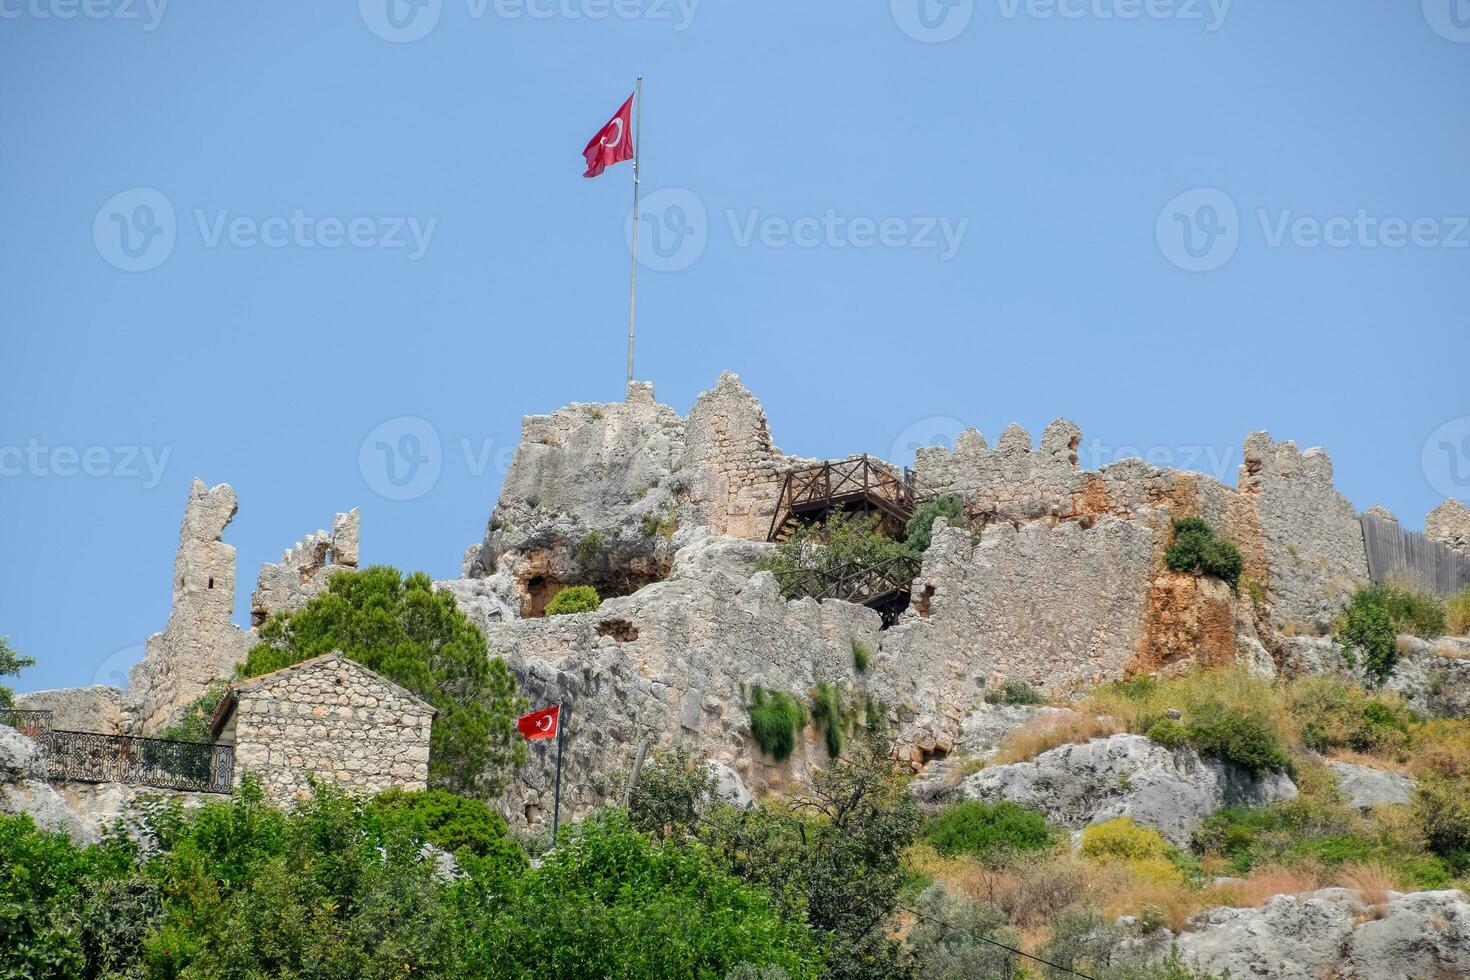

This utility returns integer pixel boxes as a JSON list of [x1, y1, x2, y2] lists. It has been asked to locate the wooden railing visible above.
[[767, 455, 937, 542], [782, 554, 923, 608]]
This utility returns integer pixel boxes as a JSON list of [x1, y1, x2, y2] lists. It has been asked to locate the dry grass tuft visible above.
[[1335, 861, 1397, 907], [1217, 866, 1322, 909], [988, 712, 1119, 765]]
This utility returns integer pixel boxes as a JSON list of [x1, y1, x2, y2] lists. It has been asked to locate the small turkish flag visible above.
[[582, 93, 635, 178], [517, 705, 560, 740]]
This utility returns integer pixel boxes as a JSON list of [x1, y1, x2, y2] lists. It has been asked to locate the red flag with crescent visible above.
[[517, 705, 560, 740], [582, 93, 635, 178]]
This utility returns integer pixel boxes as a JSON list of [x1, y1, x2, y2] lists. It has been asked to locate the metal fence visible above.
[[0, 707, 54, 737], [1361, 513, 1470, 596], [38, 730, 234, 795]]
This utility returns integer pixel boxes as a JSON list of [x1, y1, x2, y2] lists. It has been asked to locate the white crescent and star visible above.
[[601, 117, 624, 150], [536, 713, 554, 732]]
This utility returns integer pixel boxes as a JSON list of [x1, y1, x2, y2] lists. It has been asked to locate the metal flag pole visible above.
[[551, 701, 567, 846], [626, 75, 643, 386]]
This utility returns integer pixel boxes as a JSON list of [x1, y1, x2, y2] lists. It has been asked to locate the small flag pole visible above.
[[551, 702, 567, 846], [626, 75, 643, 386]]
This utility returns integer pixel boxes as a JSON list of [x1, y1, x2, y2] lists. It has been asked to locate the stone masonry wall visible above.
[[1427, 499, 1470, 557], [250, 508, 360, 626], [226, 656, 433, 805]]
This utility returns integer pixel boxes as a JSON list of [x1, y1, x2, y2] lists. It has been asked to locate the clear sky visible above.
[[2, 1, 1467, 693]]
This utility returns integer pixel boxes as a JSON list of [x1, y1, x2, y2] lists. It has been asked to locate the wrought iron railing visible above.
[[38, 730, 234, 795], [0, 708, 54, 737]]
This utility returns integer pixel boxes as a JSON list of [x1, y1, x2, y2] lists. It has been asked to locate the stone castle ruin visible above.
[[11, 372, 1470, 833]]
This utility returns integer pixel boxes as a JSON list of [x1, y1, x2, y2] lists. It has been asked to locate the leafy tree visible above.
[[0, 634, 35, 710], [699, 732, 922, 980], [907, 884, 1019, 980], [368, 788, 526, 871], [544, 585, 601, 616], [627, 746, 717, 841], [759, 510, 914, 599], [1335, 587, 1401, 683], [903, 495, 965, 553], [468, 810, 824, 980], [241, 566, 526, 796]]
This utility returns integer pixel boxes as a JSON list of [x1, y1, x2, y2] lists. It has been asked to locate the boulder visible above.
[[909, 703, 1079, 805], [0, 724, 39, 782], [1329, 760, 1415, 811], [1173, 888, 1470, 979], [957, 733, 1297, 846], [706, 760, 754, 809]]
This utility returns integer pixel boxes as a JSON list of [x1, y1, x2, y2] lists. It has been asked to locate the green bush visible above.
[[904, 495, 965, 553], [1185, 700, 1291, 775], [0, 634, 35, 710], [747, 686, 808, 760], [809, 682, 853, 758], [1144, 716, 1190, 749], [851, 640, 872, 673], [925, 801, 1055, 859], [983, 680, 1045, 706], [1376, 580, 1448, 638], [1335, 587, 1403, 683], [1414, 776, 1470, 870], [1081, 817, 1171, 862], [758, 510, 914, 599], [1449, 588, 1470, 636], [575, 531, 605, 564], [1288, 677, 1416, 756], [242, 566, 527, 797], [1164, 517, 1243, 588], [368, 788, 526, 869], [544, 585, 601, 616], [627, 747, 717, 840]]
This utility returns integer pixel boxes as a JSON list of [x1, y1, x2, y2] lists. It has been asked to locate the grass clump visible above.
[[851, 640, 872, 674], [924, 801, 1055, 860], [1164, 516, 1243, 589], [1287, 677, 1416, 758], [1448, 588, 1470, 636], [575, 531, 605, 564], [545, 585, 601, 616], [809, 682, 852, 758], [746, 685, 807, 761], [983, 680, 1046, 707]]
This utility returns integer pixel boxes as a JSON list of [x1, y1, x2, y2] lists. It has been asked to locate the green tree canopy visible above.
[[241, 566, 526, 797], [0, 635, 35, 710]]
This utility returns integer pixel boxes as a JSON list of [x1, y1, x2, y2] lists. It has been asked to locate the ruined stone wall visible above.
[[1241, 433, 1369, 631], [125, 481, 253, 735], [913, 420, 1084, 521], [250, 508, 360, 626], [1427, 499, 1470, 557], [469, 531, 884, 828], [224, 656, 432, 805], [14, 686, 124, 735]]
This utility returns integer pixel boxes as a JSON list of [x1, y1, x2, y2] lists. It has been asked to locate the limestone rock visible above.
[[0, 724, 39, 781], [0, 780, 86, 841], [1364, 504, 1397, 523], [16, 685, 125, 734], [909, 703, 1079, 804], [1426, 499, 1470, 557], [1174, 888, 1470, 979], [1328, 761, 1415, 811], [250, 508, 361, 626], [957, 733, 1297, 846], [706, 760, 754, 809]]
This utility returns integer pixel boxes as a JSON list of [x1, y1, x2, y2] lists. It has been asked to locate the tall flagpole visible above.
[[551, 701, 567, 847], [626, 75, 643, 386]]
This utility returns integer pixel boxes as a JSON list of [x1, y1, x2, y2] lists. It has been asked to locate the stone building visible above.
[[209, 653, 434, 804]]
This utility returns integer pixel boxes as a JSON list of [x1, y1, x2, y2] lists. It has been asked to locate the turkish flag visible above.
[[582, 94, 635, 178], [517, 705, 560, 740]]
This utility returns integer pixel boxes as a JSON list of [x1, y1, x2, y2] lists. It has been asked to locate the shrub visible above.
[[758, 510, 913, 599], [747, 685, 807, 760], [1413, 775, 1470, 869], [1335, 588, 1403, 683], [544, 585, 601, 616], [242, 566, 527, 797], [1287, 677, 1415, 757], [1377, 578, 1448, 638], [626, 746, 717, 840], [851, 640, 871, 673], [1448, 588, 1470, 636], [1144, 716, 1190, 749], [904, 495, 965, 553], [983, 680, 1046, 706], [1186, 700, 1291, 775], [924, 801, 1055, 859], [1164, 516, 1243, 588], [907, 884, 1020, 980], [809, 682, 852, 758], [154, 681, 229, 744], [1081, 817, 1170, 863], [367, 788, 526, 869], [575, 531, 605, 564]]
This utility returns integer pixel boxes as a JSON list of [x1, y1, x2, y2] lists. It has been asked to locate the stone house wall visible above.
[[213, 654, 433, 805]]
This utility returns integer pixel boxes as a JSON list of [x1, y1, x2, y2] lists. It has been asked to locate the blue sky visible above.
[[2, 1, 1467, 693]]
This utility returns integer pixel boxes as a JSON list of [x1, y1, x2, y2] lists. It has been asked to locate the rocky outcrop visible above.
[[124, 480, 254, 735], [15, 685, 124, 734], [1171, 888, 1470, 979], [1329, 760, 1415, 811], [909, 702, 1080, 804], [1427, 499, 1470, 557], [956, 733, 1297, 846], [1281, 635, 1470, 719], [250, 508, 360, 626]]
